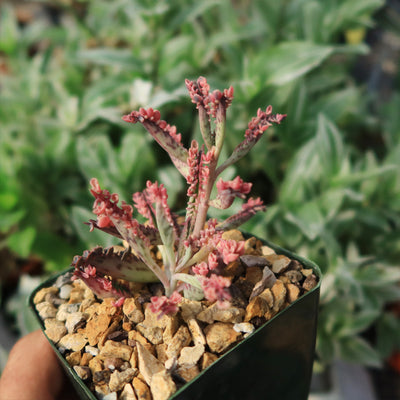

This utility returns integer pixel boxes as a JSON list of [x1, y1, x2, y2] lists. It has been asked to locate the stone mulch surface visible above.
[[33, 232, 318, 400]]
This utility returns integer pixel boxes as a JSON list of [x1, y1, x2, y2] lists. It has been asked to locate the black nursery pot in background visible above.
[[29, 239, 321, 400]]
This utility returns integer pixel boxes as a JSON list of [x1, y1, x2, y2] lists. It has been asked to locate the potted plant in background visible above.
[[30, 77, 321, 400]]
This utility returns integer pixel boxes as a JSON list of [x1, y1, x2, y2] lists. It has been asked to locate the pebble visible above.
[[166, 325, 192, 359], [58, 333, 88, 352], [132, 377, 151, 400], [36, 301, 57, 319], [123, 298, 144, 324], [178, 344, 205, 366], [73, 365, 91, 381], [201, 352, 218, 370], [109, 368, 138, 392], [100, 340, 133, 362], [56, 303, 80, 321], [85, 345, 100, 356], [204, 322, 241, 353], [136, 342, 165, 386], [59, 284, 73, 299], [33, 287, 59, 304], [119, 383, 137, 400], [197, 303, 245, 324], [150, 370, 176, 400], [44, 318, 67, 343], [65, 312, 87, 334]]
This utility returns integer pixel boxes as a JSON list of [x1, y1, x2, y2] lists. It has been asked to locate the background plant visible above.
[[1, 0, 399, 372]]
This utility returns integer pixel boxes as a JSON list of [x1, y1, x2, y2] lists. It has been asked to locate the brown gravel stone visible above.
[[73, 365, 91, 381], [177, 364, 200, 382], [123, 298, 144, 324], [88, 356, 104, 375], [155, 343, 168, 364], [44, 318, 67, 343], [303, 274, 318, 291], [80, 352, 93, 366], [136, 342, 165, 386], [166, 325, 192, 359], [261, 245, 276, 256], [128, 330, 155, 356], [136, 324, 163, 345], [132, 377, 151, 400], [271, 255, 292, 274], [244, 296, 270, 322], [221, 229, 245, 242], [204, 322, 241, 353], [197, 303, 245, 324], [286, 283, 300, 303], [150, 370, 176, 400], [99, 340, 132, 361], [66, 350, 82, 366], [36, 301, 57, 319], [65, 312, 87, 334], [162, 315, 179, 343], [179, 299, 203, 321], [103, 357, 125, 371], [201, 352, 219, 370], [284, 270, 303, 284], [186, 318, 206, 346], [58, 333, 88, 352], [85, 313, 112, 346], [109, 368, 137, 392], [271, 280, 287, 312], [178, 344, 205, 366], [33, 287, 59, 304], [120, 383, 137, 400]]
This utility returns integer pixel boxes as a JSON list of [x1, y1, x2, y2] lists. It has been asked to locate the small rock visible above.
[[249, 266, 277, 300], [59, 284, 73, 300], [240, 255, 269, 268], [176, 364, 200, 382], [301, 268, 313, 277], [80, 352, 93, 366], [66, 350, 82, 366], [120, 383, 137, 400], [100, 340, 133, 361], [36, 301, 57, 319], [123, 298, 144, 324], [44, 318, 67, 343], [244, 296, 270, 321], [58, 333, 88, 352], [261, 246, 276, 256], [271, 256, 291, 274], [179, 299, 203, 321], [73, 365, 91, 381], [33, 287, 59, 304], [65, 312, 87, 334], [197, 303, 245, 324], [85, 313, 112, 346], [89, 356, 104, 375], [204, 322, 241, 354], [259, 288, 274, 307], [136, 324, 163, 345], [93, 369, 111, 385], [284, 270, 303, 284], [233, 322, 255, 335], [150, 370, 176, 400], [166, 325, 192, 359], [56, 303, 80, 321], [271, 280, 287, 312], [178, 344, 205, 366], [155, 344, 168, 364], [94, 384, 112, 399], [286, 283, 300, 303], [85, 345, 99, 356], [128, 330, 154, 355], [102, 393, 118, 400], [54, 271, 73, 288], [162, 315, 179, 343], [201, 352, 218, 370], [132, 377, 151, 400], [303, 274, 318, 291], [109, 368, 138, 392], [221, 229, 244, 241], [186, 318, 206, 346], [136, 342, 165, 386]]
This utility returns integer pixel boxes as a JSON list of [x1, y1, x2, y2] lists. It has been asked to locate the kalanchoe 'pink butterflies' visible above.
[[72, 77, 286, 317]]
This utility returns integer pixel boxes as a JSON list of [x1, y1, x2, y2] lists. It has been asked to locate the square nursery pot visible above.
[[29, 238, 321, 400]]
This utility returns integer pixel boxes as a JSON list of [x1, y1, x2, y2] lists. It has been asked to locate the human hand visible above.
[[0, 330, 79, 400]]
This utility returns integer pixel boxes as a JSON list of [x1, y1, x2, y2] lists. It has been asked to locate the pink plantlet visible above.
[[201, 274, 232, 306], [217, 239, 245, 264], [149, 291, 182, 318], [73, 77, 285, 312]]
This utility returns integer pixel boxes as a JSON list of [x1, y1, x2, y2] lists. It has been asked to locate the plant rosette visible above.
[[30, 77, 321, 400]]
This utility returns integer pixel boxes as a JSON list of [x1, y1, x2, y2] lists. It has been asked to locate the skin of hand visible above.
[[0, 330, 79, 400]]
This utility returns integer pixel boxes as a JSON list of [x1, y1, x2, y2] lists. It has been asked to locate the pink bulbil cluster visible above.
[[74, 77, 286, 318]]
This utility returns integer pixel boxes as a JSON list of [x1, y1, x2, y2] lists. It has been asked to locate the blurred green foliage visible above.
[[1, 0, 399, 368]]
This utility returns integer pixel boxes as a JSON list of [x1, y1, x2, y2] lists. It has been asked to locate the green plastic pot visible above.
[[29, 239, 321, 400]]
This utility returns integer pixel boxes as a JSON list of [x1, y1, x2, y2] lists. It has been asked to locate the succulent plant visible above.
[[72, 77, 286, 316]]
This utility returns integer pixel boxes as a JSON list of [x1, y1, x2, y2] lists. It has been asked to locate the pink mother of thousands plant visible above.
[[72, 77, 286, 317]]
